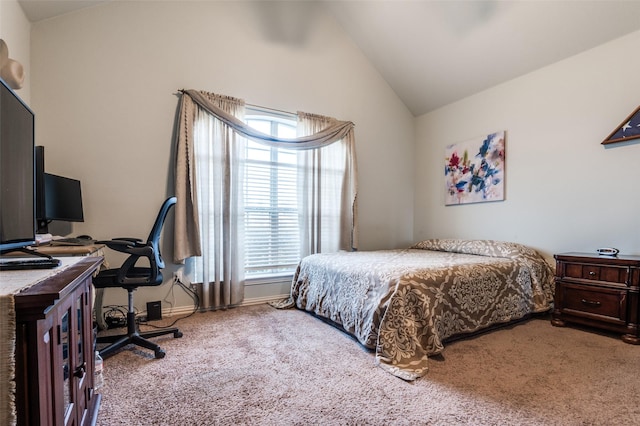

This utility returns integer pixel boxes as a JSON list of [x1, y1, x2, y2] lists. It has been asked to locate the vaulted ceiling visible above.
[[18, 0, 640, 116]]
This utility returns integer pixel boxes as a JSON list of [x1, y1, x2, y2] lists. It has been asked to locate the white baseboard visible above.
[[157, 294, 290, 318], [241, 294, 290, 306]]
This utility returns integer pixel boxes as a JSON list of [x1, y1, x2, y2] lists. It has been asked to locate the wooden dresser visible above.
[[552, 252, 640, 344], [13, 256, 103, 425]]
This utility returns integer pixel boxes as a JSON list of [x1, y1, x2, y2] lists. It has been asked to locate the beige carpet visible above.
[[96, 304, 640, 425]]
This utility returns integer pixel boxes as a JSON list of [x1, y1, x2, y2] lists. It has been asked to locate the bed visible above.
[[277, 239, 555, 380]]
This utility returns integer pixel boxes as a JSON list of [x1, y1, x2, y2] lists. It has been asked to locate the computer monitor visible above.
[[36, 173, 84, 234], [44, 173, 84, 222], [35, 145, 85, 234]]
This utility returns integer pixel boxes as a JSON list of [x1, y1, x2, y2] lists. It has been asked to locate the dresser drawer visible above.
[[563, 263, 629, 284], [558, 283, 627, 324]]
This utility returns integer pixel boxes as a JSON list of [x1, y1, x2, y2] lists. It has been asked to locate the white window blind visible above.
[[244, 114, 300, 278]]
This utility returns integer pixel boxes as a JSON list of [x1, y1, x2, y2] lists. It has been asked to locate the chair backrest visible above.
[[147, 196, 177, 271]]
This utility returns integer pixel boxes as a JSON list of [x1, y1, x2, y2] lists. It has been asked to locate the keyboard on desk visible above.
[[49, 238, 95, 246], [0, 258, 62, 271]]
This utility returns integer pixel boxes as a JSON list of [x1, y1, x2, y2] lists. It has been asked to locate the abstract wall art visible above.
[[445, 131, 505, 206]]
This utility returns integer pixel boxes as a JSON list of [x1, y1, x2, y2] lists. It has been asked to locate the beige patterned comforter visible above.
[[284, 239, 554, 380]]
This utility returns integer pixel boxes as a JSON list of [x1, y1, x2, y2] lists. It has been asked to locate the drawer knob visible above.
[[581, 299, 601, 307], [588, 271, 596, 276]]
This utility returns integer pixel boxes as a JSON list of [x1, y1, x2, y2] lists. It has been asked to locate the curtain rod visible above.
[[246, 103, 295, 117], [176, 89, 294, 116]]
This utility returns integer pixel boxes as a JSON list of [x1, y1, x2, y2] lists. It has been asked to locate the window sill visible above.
[[245, 274, 294, 286]]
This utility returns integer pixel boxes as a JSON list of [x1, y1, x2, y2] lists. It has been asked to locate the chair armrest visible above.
[[97, 239, 151, 257], [113, 237, 143, 243]]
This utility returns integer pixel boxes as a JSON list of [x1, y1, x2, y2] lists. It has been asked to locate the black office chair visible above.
[[94, 196, 182, 359]]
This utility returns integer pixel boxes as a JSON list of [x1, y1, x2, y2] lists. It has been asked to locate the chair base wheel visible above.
[[97, 326, 182, 359]]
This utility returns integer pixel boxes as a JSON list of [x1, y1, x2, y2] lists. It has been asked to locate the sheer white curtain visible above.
[[298, 112, 358, 257], [183, 93, 246, 310], [174, 89, 357, 309]]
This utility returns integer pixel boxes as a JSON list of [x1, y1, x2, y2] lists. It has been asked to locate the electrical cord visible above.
[[103, 305, 135, 329], [138, 276, 200, 329], [103, 277, 199, 329]]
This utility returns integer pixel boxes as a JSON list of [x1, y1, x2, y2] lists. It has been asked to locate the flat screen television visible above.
[[0, 77, 36, 252]]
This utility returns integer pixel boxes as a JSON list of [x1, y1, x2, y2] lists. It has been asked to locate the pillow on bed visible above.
[[412, 239, 536, 260], [411, 239, 555, 306]]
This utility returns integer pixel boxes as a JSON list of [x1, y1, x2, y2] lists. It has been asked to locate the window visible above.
[[244, 111, 300, 278]]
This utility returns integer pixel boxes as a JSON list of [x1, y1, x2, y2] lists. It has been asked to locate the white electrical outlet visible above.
[[174, 270, 183, 282]]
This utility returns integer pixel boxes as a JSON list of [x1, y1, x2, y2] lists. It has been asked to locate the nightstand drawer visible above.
[[563, 263, 628, 284], [559, 283, 626, 323]]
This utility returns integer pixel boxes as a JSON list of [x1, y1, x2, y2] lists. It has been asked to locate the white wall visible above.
[[414, 30, 640, 262], [0, 0, 31, 102], [30, 2, 638, 315], [29, 2, 415, 310]]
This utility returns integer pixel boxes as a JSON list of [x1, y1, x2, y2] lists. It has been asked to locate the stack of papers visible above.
[[35, 233, 53, 245]]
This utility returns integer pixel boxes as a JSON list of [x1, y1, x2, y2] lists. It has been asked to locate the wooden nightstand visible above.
[[552, 252, 640, 344]]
